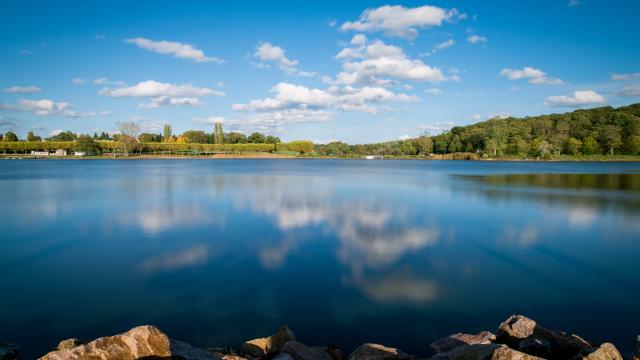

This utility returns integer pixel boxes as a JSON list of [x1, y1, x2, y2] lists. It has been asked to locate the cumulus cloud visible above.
[[3, 86, 42, 93], [341, 4, 457, 39], [617, 85, 640, 97], [0, 99, 107, 118], [332, 36, 449, 85], [100, 80, 224, 108], [500, 67, 564, 85], [124, 37, 224, 63], [467, 34, 487, 44], [253, 42, 317, 77], [233, 82, 416, 114], [545, 90, 606, 107], [611, 72, 640, 81]]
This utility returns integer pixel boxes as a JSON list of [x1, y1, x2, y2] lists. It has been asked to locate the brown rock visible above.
[[283, 341, 333, 360], [348, 343, 417, 360], [56, 338, 85, 350], [430, 332, 496, 354], [0, 342, 20, 360], [241, 326, 296, 358], [39, 325, 218, 360], [577, 343, 623, 360], [496, 315, 592, 358], [496, 315, 536, 345], [490, 345, 544, 360]]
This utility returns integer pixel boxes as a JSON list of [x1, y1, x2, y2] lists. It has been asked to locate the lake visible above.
[[1, 159, 639, 358]]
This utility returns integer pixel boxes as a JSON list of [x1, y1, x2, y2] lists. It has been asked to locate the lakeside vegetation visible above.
[[2, 104, 640, 160]]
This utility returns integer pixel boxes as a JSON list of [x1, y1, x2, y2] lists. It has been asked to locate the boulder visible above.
[[577, 342, 623, 360], [496, 315, 592, 358], [517, 338, 551, 358], [348, 343, 416, 360], [0, 342, 19, 360], [241, 326, 296, 358], [490, 345, 545, 360], [431, 343, 543, 360], [56, 338, 85, 350], [430, 332, 496, 354], [39, 325, 218, 360], [283, 341, 333, 360], [496, 315, 536, 346]]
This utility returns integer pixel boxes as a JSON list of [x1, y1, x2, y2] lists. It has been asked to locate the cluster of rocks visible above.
[[1, 314, 638, 360]]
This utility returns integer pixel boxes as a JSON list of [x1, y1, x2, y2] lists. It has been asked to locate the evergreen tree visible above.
[[214, 122, 224, 144], [163, 124, 172, 142]]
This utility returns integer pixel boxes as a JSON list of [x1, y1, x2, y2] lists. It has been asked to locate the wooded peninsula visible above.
[[1, 103, 639, 160]]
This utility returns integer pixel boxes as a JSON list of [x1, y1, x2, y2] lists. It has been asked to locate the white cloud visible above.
[[467, 35, 487, 44], [50, 129, 63, 136], [434, 39, 455, 51], [253, 42, 317, 77], [0, 99, 107, 118], [500, 67, 564, 85], [399, 134, 410, 140], [332, 38, 449, 85], [139, 96, 202, 109], [100, 80, 224, 109], [72, 78, 85, 85], [611, 72, 640, 81], [617, 85, 640, 97], [100, 80, 224, 98], [93, 78, 108, 85], [546, 90, 606, 107], [424, 88, 443, 95], [341, 4, 457, 39], [2, 86, 42, 93], [233, 82, 416, 114], [124, 37, 224, 63], [418, 121, 455, 135]]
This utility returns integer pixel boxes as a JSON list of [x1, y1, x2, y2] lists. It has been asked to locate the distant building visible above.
[[55, 149, 67, 156], [31, 151, 50, 156], [364, 155, 383, 160], [74, 151, 87, 156]]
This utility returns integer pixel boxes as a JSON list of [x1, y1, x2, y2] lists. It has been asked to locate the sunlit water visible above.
[[1, 159, 639, 358]]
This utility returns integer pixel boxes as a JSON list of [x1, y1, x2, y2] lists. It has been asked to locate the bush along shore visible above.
[[2, 315, 639, 360]]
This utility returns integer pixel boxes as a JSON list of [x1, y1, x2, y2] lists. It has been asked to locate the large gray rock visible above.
[[282, 341, 333, 360], [39, 325, 218, 360], [577, 342, 623, 360], [430, 332, 496, 354], [241, 326, 296, 358], [0, 342, 19, 360], [348, 343, 416, 360]]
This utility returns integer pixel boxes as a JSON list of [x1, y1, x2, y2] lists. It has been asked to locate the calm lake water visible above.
[[1, 159, 639, 358]]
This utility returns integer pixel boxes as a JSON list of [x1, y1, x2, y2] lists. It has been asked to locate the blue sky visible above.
[[1, 0, 639, 143]]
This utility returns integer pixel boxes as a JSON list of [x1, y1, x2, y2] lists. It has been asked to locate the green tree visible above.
[[265, 135, 281, 144], [582, 136, 599, 155], [601, 125, 622, 155], [163, 124, 172, 142], [448, 135, 462, 153], [181, 130, 209, 144], [248, 132, 266, 143], [139, 133, 162, 142], [566, 137, 582, 155], [226, 132, 247, 144], [27, 131, 41, 142], [48, 131, 76, 141], [214, 122, 224, 144], [415, 133, 433, 155], [3, 131, 18, 142], [75, 135, 101, 154], [116, 121, 140, 156]]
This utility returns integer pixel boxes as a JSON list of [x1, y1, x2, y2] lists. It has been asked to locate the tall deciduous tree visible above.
[[214, 122, 224, 144], [163, 124, 172, 143], [116, 121, 140, 156]]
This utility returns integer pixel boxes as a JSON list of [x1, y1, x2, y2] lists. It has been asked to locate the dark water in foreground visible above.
[[1, 159, 639, 358]]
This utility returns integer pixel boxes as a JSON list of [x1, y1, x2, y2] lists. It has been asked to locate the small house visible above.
[[31, 151, 50, 156], [55, 149, 67, 156]]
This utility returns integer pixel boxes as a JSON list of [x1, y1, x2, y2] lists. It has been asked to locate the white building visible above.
[[31, 151, 50, 156]]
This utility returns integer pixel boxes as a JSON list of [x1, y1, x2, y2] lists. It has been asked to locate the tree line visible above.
[[314, 103, 640, 158]]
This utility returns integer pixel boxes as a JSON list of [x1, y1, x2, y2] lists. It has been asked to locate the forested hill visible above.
[[315, 103, 640, 158], [429, 103, 640, 157]]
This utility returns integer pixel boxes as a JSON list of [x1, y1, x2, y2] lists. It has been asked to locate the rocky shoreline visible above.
[[1, 315, 638, 360]]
